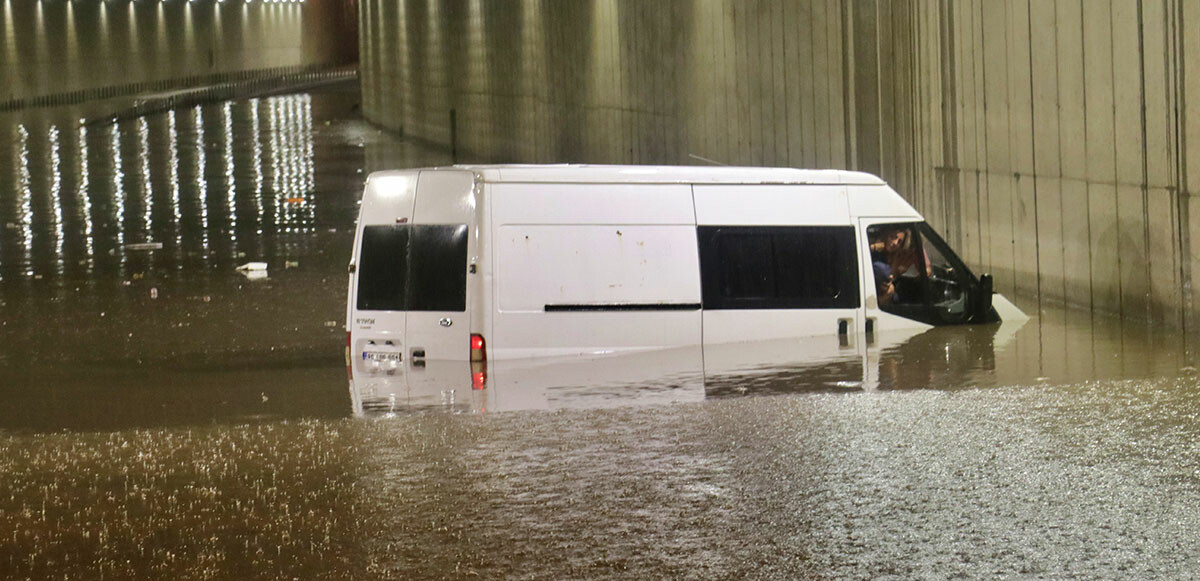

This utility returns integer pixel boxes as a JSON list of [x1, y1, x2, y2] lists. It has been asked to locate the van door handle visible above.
[[837, 318, 851, 348]]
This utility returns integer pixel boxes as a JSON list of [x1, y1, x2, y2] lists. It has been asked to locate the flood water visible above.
[[2, 85, 1200, 579]]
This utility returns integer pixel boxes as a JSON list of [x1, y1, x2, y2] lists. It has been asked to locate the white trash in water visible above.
[[125, 242, 163, 251]]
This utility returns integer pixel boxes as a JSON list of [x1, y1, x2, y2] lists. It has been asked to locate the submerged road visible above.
[[1, 86, 1199, 579]]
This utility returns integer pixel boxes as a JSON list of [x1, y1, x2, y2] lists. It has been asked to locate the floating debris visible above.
[[125, 242, 163, 251], [236, 262, 269, 281]]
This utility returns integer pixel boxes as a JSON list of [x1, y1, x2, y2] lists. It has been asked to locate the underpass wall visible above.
[[361, 0, 1200, 329], [0, 0, 358, 109]]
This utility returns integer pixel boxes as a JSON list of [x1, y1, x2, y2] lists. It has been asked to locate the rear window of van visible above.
[[356, 224, 468, 312]]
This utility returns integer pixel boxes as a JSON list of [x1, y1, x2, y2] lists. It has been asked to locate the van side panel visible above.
[[490, 183, 701, 359], [491, 183, 697, 225], [694, 184, 853, 226], [496, 225, 699, 311], [845, 185, 923, 219]]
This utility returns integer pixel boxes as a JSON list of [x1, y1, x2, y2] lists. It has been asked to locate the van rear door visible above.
[[350, 173, 417, 376], [405, 171, 476, 362]]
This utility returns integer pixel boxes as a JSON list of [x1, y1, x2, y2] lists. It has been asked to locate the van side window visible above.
[[698, 226, 860, 309], [356, 224, 468, 312]]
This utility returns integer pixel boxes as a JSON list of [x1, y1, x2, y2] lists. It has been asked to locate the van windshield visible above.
[[356, 224, 468, 312]]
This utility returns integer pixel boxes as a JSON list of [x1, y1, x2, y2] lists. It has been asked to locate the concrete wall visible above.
[[360, 0, 1200, 328], [1, 0, 357, 108], [935, 0, 1194, 327]]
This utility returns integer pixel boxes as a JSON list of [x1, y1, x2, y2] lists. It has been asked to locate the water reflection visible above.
[[78, 124, 93, 258], [15, 124, 33, 274], [109, 121, 126, 253], [166, 108, 181, 230], [48, 125, 63, 263], [222, 102, 236, 252], [138, 117, 152, 237], [0, 86, 450, 433], [0, 94, 322, 284], [270, 94, 315, 234], [192, 105, 208, 252], [348, 321, 1026, 416], [348, 307, 1200, 418]]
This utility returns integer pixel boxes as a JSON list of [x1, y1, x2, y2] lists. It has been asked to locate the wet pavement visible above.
[[2, 86, 1200, 579]]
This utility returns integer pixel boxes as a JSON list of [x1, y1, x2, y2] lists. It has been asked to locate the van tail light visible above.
[[345, 332, 353, 380], [470, 335, 487, 390], [470, 334, 486, 362]]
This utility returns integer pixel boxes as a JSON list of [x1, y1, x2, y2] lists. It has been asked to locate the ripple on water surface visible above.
[[3, 378, 1200, 579]]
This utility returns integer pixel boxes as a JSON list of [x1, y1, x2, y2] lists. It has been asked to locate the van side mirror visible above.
[[974, 274, 994, 323]]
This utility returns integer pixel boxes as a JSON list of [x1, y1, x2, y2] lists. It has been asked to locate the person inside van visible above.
[[869, 226, 930, 305], [866, 222, 997, 325], [869, 226, 924, 277], [873, 261, 896, 306]]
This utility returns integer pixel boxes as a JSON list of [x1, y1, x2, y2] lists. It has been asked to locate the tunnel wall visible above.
[[0, 0, 358, 109], [360, 0, 1200, 328]]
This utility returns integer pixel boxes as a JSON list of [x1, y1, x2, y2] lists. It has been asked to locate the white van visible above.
[[345, 165, 1024, 373]]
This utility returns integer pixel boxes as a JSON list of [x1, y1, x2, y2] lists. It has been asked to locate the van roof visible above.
[[374, 164, 888, 186]]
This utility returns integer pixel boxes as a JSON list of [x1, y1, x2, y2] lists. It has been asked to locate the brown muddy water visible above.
[[2, 86, 1200, 579]]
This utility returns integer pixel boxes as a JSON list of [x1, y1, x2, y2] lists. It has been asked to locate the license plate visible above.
[[363, 351, 402, 362]]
